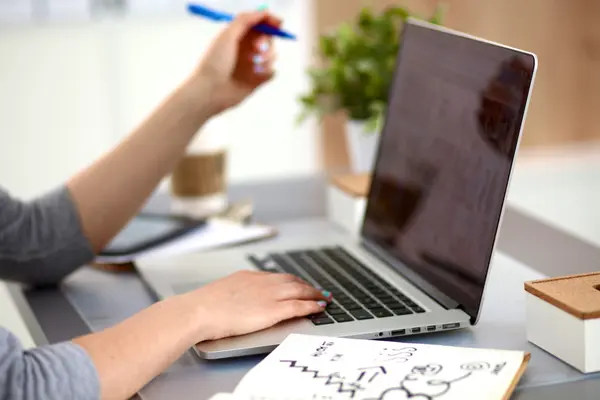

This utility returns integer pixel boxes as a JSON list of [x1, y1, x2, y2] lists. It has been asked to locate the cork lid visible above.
[[525, 272, 600, 320], [330, 173, 371, 198]]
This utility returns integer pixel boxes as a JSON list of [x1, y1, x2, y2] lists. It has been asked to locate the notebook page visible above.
[[233, 334, 528, 400]]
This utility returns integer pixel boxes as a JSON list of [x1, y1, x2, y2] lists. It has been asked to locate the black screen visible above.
[[362, 21, 535, 322]]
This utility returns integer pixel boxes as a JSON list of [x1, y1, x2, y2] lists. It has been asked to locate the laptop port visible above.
[[391, 329, 406, 336], [442, 323, 460, 329], [427, 325, 436, 332], [411, 327, 421, 333]]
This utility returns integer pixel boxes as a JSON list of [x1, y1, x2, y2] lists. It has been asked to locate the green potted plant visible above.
[[298, 5, 445, 173]]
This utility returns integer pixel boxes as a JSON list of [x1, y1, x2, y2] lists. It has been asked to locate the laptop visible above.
[[136, 18, 537, 359]]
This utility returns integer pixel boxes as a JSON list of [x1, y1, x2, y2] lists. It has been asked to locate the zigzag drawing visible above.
[[279, 360, 363, 398]]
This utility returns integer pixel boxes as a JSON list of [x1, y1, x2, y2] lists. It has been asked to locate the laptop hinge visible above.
[[361, 239, 461, 311]]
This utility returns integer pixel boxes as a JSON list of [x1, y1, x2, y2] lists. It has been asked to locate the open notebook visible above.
[[209, 334, 530, 400]]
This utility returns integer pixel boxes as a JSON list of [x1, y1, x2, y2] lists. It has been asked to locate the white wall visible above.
[[509, 144, 600, 246], [0, 0, 318, 199]]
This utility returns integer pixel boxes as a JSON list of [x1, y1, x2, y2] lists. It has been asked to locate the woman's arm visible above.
[[0, 79, 214, 284], [0, 10, 278, 286], [73, 270, 330, 400], [68, 10, 279, 253], [67, 78, 215, 253], [0, 187, 94, 285], [2, 270, 329, 400], [2, 10, 329, 400]]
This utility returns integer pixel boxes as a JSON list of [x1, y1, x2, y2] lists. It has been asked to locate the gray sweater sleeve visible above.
[[0, 328, 100, 400], [0, 186, 94, 285], [0, 186, 100, 399]]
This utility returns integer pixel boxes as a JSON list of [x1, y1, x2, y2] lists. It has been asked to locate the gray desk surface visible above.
[[11, 174, 600, 399]]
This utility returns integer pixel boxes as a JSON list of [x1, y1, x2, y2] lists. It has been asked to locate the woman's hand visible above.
[[188, 270, 332, 342], [190, 10, 281, 115]]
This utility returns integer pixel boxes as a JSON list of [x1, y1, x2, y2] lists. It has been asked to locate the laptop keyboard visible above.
[[247, 246, 426, 326]]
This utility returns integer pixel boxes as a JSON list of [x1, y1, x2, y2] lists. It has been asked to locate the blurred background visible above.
[[0, 0, 599, 242]]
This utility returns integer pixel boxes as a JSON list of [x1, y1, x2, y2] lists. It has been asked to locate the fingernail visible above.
[[257, 4, 268, 11], [254, 65, 265, 74], [322, 290, 332, 298], [317, 300, 327, 308], [253, 54, 264, 64], [259, 41, 270, 52]]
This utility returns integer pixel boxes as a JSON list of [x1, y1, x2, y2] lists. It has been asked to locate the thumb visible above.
[[227, 11, 269, 39]]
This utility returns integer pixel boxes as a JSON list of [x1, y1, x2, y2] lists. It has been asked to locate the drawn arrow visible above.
[[357, 366, 387, 383], [358, 366, 387, 374]]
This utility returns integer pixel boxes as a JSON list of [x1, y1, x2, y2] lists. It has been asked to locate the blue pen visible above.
[[187, 3, 296, 40]]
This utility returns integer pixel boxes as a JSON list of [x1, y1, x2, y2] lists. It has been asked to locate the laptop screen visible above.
[[361, 21, 536, 322]]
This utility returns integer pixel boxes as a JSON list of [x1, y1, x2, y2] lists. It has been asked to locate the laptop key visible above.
[[391, 308, 413, 316], [366, 303, 386, 311], [384, 300, 404, 308], [311, 317, 334, 326], [343, 303, 362, 311], [266, 248, 425, 323], [323, 247, 420, 302], [350, 309, 374, 320], [331, 313, 354, 323], [310, 312, 329, 320], [370, 308, 393, 318], [327, 308, 348, 316], [362, 299, 381, 308]]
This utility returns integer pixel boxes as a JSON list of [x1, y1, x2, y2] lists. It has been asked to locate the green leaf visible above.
[[429, 3, 446, 25], [384, 6, 410, 21], [319, 35, 337, 58], [337, 23, 354, 42], [358, 7, 374, 31], [297, 3, 447, 127]]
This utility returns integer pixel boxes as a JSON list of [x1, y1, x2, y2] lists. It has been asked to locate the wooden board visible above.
[[503, 353, 532, 400], [329, 173, 371, 198], [525, 272, 600, 320]]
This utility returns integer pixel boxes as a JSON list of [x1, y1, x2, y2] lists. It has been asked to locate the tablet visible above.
[[99, 214, 206, 257]]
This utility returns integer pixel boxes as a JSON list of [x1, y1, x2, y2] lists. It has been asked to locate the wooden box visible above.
[[326, 173, 370, 235], [525, 272, 600, 373]]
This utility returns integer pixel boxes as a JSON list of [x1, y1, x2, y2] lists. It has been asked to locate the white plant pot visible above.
[[345, 120, 379, 173]]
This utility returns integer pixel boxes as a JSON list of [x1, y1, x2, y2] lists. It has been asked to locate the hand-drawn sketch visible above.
[[373, 347, 418, 364], [280, 358, 501, 400], [357, 367, 387, 384], [364, 364, 473, 400], [460, 361, 491, 372], [330, 354, 344, 362], [492, 362, 507, 375], [233, 335, 528, 400], [279, 360, 366, 398], [312, 341, 336, 358]]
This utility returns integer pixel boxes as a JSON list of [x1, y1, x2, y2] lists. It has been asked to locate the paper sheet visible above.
[[94, 219, 274, 264], [229, 334, 528, 400]]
